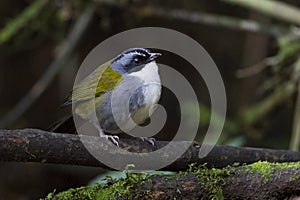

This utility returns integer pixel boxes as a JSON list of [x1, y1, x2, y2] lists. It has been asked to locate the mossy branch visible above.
[[44, 161, 300, 200]]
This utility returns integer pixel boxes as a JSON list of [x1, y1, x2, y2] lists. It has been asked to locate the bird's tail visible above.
[[48, 115, 77, 134]]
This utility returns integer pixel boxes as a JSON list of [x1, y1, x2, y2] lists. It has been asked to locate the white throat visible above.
[[128, 61, 160, 83]]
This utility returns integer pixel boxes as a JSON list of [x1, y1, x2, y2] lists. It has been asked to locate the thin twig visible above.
[[136, 6, 288, 37], [0, 0, 48, 43], [291, 81, 300, 151], [223, 0, 300, 26], [93, 0, 289, 36], [236, 56, 279, 78], [0, 5, 95, 128], [242, 81, 296, 125]]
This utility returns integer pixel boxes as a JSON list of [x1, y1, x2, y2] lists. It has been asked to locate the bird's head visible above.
[[111, 48, 161, 74]]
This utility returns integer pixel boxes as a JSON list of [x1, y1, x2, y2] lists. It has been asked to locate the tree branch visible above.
[[1, 129, 300, 171], [44, 160, 300, 199], [125, 166, 300, 199], [135, 6, 288, 37], [223, 0, 300, 26]]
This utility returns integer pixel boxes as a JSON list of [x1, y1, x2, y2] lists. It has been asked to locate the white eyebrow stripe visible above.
[[125, 51, 147, 57]]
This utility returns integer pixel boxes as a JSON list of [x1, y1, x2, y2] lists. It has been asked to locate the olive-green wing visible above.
[[63, 61, 123, 106]]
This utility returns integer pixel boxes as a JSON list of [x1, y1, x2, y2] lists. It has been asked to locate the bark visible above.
[[2, 129, 300, 199], [0, 129, 300, 171], [127, 166, 300, 199]]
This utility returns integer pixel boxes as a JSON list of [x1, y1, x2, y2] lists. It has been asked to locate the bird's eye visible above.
[[134, 58, 140, 63]]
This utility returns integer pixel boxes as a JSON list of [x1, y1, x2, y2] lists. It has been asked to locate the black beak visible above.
[[149, 52, 162, 61]]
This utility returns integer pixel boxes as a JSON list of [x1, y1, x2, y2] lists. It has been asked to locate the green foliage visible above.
[[0, 0, 48, 44], [278, 36, 300, 62]]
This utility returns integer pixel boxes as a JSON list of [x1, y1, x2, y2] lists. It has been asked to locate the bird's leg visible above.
[[139, 137, 155, 146], [93, 121, 119, 146]]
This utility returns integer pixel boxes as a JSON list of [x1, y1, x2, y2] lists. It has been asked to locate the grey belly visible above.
[[97, 84, 161, 133]]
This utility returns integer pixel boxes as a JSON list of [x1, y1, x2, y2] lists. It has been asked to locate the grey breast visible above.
[[96, 75, 148, 133]]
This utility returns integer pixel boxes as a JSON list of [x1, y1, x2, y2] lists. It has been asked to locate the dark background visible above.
[[1, 0, 300, 199]]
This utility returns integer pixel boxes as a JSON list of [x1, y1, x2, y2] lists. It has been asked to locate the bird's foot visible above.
[[140, 137, 155, 146], [101, 134, 119, 146]]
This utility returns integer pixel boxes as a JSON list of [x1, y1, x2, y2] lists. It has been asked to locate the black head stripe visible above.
[[112, 48, 150, 63], [124, 48, 149, 56]]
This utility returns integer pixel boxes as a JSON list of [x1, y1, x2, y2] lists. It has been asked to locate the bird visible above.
[[52, 48, 162, 146]]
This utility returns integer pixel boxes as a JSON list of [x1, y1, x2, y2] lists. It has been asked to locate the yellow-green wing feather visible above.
[[63, 61, 123, 106]]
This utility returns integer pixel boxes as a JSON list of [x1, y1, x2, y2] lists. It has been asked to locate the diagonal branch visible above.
[[223, 0, 300, 26], [135, 6, 288, 37], [0, 5, 95, 128]]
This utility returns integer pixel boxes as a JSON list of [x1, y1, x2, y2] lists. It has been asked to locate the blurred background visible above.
[[1, 0, 300, 199]]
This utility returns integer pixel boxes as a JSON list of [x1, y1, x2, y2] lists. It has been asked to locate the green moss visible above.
[[248, 161, 300, 184], [248, 161, 273, 183], [43, 161, 300, 200], [179, 163, 232, 200], [42, 170, 151, 200]]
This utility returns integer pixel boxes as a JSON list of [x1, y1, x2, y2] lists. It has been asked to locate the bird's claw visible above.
[[102, 135, 119, 146], [140, 137, 155, 146]]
